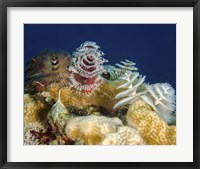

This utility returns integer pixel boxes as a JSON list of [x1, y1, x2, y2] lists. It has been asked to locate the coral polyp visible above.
[[25, 50, 71, 92], [69, 41, 108, 94]]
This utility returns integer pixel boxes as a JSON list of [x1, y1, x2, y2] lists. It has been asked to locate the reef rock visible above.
[[101, 126, 145, 145], [65, 115, 123, 145], [126, 99, 176, 145]]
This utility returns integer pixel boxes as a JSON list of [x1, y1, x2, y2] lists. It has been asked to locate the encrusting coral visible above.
[[126, 99, 176, 145], [24, 93, 51, 126], [65, 115, 123, 145], [100, 126, 145, 145], [46, 82, 124, 112]]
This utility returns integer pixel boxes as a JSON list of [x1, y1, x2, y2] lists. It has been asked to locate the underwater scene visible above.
[[24, 24, 176, 145]]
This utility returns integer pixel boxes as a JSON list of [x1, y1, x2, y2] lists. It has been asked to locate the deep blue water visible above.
[[24, 24, 176, 89]]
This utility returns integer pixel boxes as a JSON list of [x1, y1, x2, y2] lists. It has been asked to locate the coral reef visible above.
[[69, 41, 108, 94], [24, 122, 74, 145], [24, 93, 51, 125], [101, 126, 145, 145], [25, 50, 71, 92], [126, 99, 176, 145], [45, 82, 123, 112], [112, 60, 176, 124], [65, 115, 123, 145], [24, 41, 176, 145], [67, 105, 102, 116]]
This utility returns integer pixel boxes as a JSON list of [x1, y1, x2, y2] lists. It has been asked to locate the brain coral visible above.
[[65, 115, 123, 145], [101, 126, 145, 145], [126, 99, 176, 145]]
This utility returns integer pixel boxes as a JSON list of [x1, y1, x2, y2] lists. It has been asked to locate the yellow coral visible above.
[[65, 115, 123, 145], [24, 94, 50, 125], [126, 99, 176, 145], [46, 82, 123, 112], [101, 126, 145, 145]]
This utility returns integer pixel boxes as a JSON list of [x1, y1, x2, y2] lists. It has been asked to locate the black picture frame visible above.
[[0, 0, 199, 169]]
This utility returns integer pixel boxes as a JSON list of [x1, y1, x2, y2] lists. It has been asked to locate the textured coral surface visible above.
[[24, 94, 50, 125], [101, 126, 145, 145], [65, 115, 123, 145], [46, 82, 123, 112], [126, 99, 176, 145]]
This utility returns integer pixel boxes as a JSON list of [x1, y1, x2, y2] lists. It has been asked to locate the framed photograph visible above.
[[0, 0, 199, 168]]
